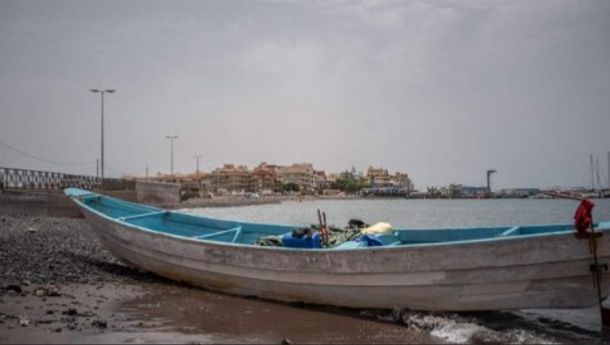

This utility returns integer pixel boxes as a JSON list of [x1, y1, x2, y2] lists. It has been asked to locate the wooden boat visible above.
[[65, 188, 610, 311]]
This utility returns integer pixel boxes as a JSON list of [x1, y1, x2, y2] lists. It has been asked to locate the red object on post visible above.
[[574, 199, 595, 234]]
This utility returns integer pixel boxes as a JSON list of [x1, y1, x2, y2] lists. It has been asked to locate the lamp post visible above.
[[89, 89, 115, 181], [194, 155, 202, 180], [165, 135, 178, 175]]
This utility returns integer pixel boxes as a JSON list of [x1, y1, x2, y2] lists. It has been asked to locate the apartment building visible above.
[[280, 163, 316, 192], [314, 170, 327, 191], [251, 162, 281, 192], [366, 166, 391, 187], [210, 164, 251, 192]]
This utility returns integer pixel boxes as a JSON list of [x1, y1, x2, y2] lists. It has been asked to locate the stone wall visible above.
[[0, 191, 48, 216]]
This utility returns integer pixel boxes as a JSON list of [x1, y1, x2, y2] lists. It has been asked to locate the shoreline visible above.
[[0, 214, 439, 344], [173, 193, 584, 210], [0, 214, 601, 344]]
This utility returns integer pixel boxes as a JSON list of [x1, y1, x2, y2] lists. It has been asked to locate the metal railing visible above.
[[0, 167, 134, 191]]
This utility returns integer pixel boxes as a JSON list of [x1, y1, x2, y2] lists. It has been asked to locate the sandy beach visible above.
[[0, 214, 439, 344]]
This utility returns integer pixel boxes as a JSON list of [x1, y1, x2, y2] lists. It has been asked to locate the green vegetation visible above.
[[282, 182, 300, 193], [331, 175, 369, 194]]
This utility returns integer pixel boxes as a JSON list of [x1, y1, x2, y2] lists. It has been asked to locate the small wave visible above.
[[400, 312, 555, 344]]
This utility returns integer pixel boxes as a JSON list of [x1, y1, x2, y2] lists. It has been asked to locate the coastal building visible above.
[[366, 166, 391, 187], [210, 164, 251, 193], [251, 162, 280, 192], [392, 172, 412, 191], [326, 173, 339, 185], [314, 170, 327, 191], [498, 188, 541, 198], [280, 163, 316, 192], [460, 186, 488, 198]]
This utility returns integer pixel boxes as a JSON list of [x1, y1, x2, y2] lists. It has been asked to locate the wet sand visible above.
[[0, 215, 439, 344], [0, 279, 437, 344]]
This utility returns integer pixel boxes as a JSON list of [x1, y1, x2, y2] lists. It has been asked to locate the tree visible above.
[[282, 182, 300, 193], [331, 176, 369, 194]]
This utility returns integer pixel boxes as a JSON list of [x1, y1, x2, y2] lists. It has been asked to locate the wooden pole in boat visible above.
[[316, 209, 328, 247], [322, 211, 329, 246], [317, 209, 324, 246], [317, 209, 322, 226], [588, 216, 610, 329], [546, 192, 610, 328]]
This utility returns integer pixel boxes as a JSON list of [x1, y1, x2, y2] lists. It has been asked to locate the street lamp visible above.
[[89, 89, 115, 181], [165, 135, 179, 175], [194, 155, 202, 181]]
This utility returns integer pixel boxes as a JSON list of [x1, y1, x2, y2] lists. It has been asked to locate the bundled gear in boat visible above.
[[255, 235, 282, 247], [574, 199, 595, 234], [361, 222, 393, 235], [255, 220, 365, 248], [356, 234, 384, 247], [254, 218, 392, 248], [333, 234, 384, 249], [281, 229, 322, 248], [291, 227, 313, 238], [347, 219, 368, 229], [310, 224, 361, 247]]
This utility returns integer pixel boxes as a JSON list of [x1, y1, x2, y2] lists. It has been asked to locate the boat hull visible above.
[[80, 209, 610, 311]]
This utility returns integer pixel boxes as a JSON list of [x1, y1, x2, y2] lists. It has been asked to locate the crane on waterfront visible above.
[[487, 169, 497, 196]]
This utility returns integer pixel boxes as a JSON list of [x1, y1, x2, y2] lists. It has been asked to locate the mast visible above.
[[596, 157, 602, 190], [591, 154, 595, 191]]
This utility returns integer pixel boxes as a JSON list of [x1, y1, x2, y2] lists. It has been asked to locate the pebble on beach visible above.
[[0, 214, 155, 337]]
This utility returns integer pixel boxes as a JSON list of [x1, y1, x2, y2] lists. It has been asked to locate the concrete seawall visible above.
[[135, 180, 181, 207], [0, 181, 289, 218], [0, 190, 137, 218]]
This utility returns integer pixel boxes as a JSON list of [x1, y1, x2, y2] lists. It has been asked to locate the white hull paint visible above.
[[81, 211, 610, 311]]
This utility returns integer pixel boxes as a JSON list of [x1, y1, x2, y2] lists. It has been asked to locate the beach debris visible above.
[[48, 285, 60, 296], [34, 285, 61, 297], [281, 338, 293, 345], [19, 314, 30, 327], [53, 327, 63, 333]]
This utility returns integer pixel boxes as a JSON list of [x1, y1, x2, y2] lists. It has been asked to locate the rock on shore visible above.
[[0, 215, 138, 286], [0, 214, 165, 342]]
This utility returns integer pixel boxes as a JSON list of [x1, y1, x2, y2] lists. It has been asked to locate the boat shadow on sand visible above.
[[68, 252, 609, 344]]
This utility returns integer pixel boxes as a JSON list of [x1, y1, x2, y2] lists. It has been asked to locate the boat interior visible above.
[[69, 189, 609, 249]]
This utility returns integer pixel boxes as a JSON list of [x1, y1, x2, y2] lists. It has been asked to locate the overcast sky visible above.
[[1, 0, 609, 189]]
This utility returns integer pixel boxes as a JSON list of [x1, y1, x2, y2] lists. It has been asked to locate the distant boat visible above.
[[65, 188, 610, 311]]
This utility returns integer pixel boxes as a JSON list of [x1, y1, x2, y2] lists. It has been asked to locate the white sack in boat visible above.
[[361, 222, 393, 235]]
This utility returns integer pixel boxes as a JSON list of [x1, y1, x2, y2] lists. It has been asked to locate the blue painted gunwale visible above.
[[64, 188, 610, 251]]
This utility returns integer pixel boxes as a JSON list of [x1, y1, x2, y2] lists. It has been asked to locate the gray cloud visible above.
[[0, 0, 609, 189]]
